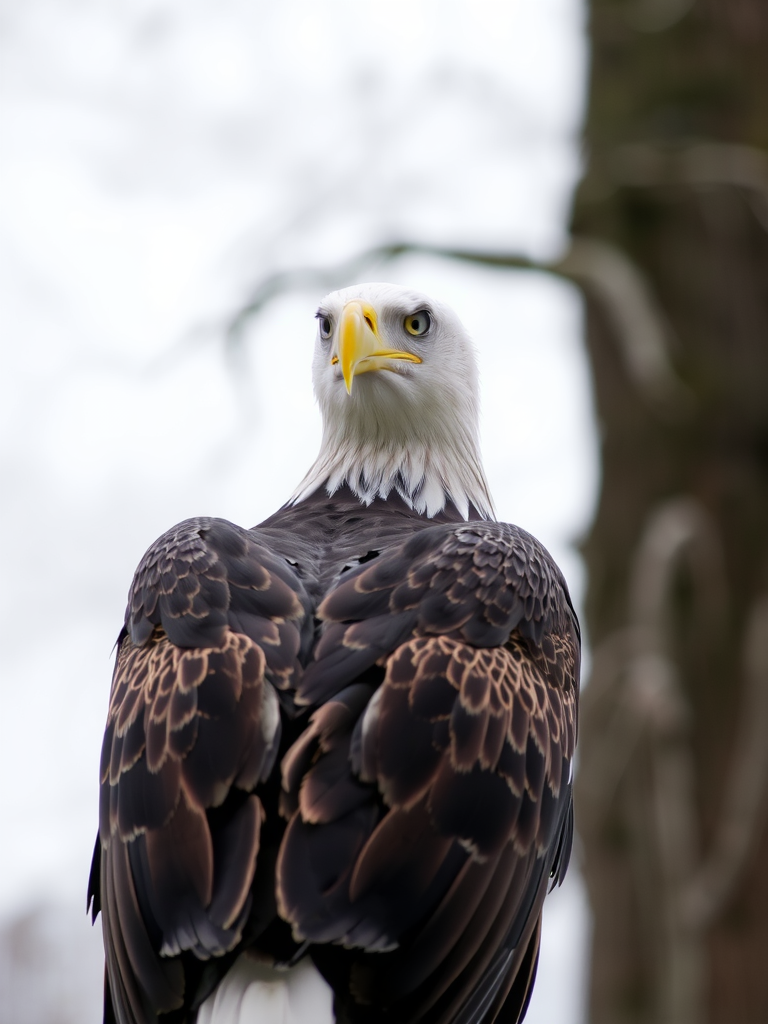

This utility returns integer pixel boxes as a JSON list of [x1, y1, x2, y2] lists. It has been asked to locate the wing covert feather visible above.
[[96, 518, 311, 1023], [278, 520, 579, 1024]]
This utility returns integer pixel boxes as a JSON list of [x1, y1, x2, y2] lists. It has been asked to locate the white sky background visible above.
[[0, 1, 597, 1021]]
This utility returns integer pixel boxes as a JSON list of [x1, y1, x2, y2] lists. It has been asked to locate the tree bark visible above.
[[573, 2, 768, 1023]]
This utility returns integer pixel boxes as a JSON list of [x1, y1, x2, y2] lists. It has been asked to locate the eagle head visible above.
[[293, 282, 494, 520]]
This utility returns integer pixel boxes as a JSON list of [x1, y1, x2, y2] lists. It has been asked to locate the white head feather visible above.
[[290, 282, 495, 520]]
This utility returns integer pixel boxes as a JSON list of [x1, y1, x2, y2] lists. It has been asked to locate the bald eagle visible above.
[[88, 283, 580, 1024]]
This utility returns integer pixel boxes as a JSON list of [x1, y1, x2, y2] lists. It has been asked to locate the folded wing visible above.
[[277, 522, 579, 1024], [89, 517, 311, 1023]]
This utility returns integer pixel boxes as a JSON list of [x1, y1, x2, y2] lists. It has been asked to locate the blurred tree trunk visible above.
[[573, 2, 768, 1023]]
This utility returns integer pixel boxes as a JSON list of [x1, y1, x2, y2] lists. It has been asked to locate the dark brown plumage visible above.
[[89, 284, 580, 1024]]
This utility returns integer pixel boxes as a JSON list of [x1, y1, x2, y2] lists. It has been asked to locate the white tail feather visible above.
[[197, 955, 335, 1024]]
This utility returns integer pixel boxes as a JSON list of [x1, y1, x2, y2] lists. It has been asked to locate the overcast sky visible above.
[[0, 2, 595, 1020]]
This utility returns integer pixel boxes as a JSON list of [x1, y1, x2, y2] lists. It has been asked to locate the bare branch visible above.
[[555, 238, 694, 418], [225, 242, 536, 346]]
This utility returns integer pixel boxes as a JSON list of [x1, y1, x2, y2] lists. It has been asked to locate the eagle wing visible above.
[[277, 521, 579, 1024], [88, 517, 311, 1023], [91, 517, 578, 1024]]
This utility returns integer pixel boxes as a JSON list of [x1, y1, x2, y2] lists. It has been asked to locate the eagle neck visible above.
[[289, 422, 495, 521]]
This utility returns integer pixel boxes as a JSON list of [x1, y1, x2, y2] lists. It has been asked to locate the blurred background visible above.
[[2, 1, 768, 1023]]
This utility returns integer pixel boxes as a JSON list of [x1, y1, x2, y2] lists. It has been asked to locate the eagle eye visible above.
[[317, 313, 333, 340], [404, 310, 431, 337]]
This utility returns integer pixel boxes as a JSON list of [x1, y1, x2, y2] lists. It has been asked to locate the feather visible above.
[[196, 956, 334, 1024]]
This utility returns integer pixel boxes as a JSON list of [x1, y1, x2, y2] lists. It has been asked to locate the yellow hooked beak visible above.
[[334, 300, 422, 394]]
